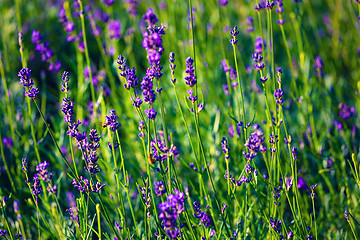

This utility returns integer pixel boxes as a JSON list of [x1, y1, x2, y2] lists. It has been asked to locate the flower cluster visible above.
[[158, 190, 185, 239], [36, 161, 57, 194], [275, 0, 285, 25], [107, 20, 121, 40], [141, 75, 156, 104], [269, 217, 291, 239], [246, 17, 255, 32], [140, 182, 152, 215], [274, 88, 284, 105], [155, 181, 167, 196], [58, 5, 81, 44], [145, 108, 157, 120], [125, 0, 139, 16], [103, 109, 120, 132], [313, 56, 324, 77], [83, 129, 101, 175], [243, 127, 266, 160], [269, 132, 279, 153], [66, 192, 80, 227], [169, 52, 176, 84], [118, 60, 139, 90], [72, 176, 105, 193], [219, 0, 228, 6], [272, 186, 282, 206], [193, 201, 212, 227], [142, 8, 166, 78], [221, 137, 230, 160], [150, 132, 179, 162], [310, 184, 317, 198], [32, 30, 61, 72], [338, 103, 355, 120], [229, 25, 239, 44], [18, 67, 40, 99], [185, 57, 197, 87], [252, 37, 266, 73]]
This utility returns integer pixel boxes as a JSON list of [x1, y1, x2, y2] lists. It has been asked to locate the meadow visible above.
[[0, 0, 360, 239]]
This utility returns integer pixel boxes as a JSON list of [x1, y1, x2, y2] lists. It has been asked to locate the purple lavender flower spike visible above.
[[145, 108, 157, 120], [229, 25, 239, 44], [184, 57, 197, 87], [104, 110, 120, 132]]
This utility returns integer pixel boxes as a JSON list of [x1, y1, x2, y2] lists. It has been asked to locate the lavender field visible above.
[[0, 0, 360, 239]]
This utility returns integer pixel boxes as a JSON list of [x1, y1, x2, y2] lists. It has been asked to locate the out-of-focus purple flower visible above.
[[221, 59, 229, 72], [2, 138, 13, 148], [102, 0, 115, 6], [229, 66, 237, 80], [297, 177, 308, 190], [31, 30, 42, 44], [143, 8, 158, 26], [338, 103, 355, 120], [219, 0, 228, 6], [126, 0, 139, 16], [313, 56, 324, 77], [246, 16, 255, 32], [107, 20, 121, 40]]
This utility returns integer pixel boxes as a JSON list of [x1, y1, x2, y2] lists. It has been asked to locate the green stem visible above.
[[78, 0, 97, 115], [232, 43, 247, 141]]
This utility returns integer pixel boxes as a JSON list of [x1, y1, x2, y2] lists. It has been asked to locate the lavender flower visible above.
[[61, 71, 69, 94], [169, 52, 176, 84], [144, 107, 157, 120], [184, 57, 197, 87], [18, 67, 39, 99], [243, 128, 266, 160], [310, 184, 317, 198], [18, 68, 34, 88], [32, 174, 42, 197], [120, 65, 139, 90], [229, 25, 239, 44], [104, 110, 120, 132], [221, 137, 229, 160], [158, 190, 185, 238], [193, 201, 211, 227], [274, 88, 284, 105], [141, 75, 156, 104], [155, 181, 167, 196]]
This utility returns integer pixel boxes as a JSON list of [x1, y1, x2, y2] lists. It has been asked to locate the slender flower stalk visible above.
[[78, 0, 97, 116], [230, 25, 247, 141]]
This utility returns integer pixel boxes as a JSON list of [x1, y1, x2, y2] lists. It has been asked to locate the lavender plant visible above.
[[0, 0, 360, 239]]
